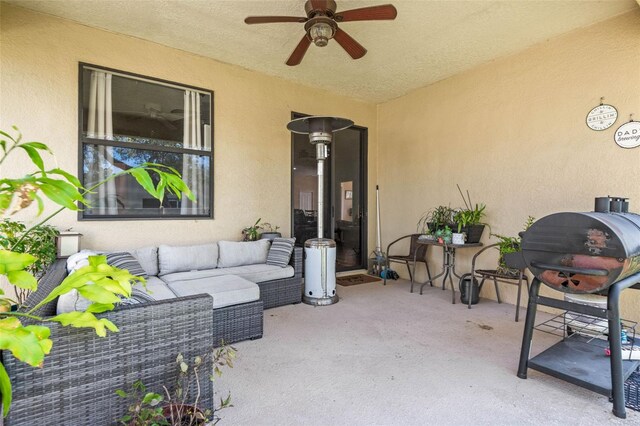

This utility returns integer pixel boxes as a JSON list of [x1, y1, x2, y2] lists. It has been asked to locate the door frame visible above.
[[289, 111, 368, 272]]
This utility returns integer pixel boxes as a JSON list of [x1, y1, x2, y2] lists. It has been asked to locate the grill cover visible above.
[[521, 212, 640, 293]]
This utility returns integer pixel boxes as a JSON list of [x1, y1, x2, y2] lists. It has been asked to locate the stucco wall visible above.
[[377, 11, 640, 321], [0, 4, 378, 252]]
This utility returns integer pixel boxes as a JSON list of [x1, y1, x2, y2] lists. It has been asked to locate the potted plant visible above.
[[242, 218, 261, 241], [491, 216, 535, 277], [259, 222, 281, 241], [418, 205, 456, 234], [434, 226, 453, 244], [0, 126, 195, 417], [0, 219, 58, 304], [117, 346, 235, 426], [453, 185, 487, 243]]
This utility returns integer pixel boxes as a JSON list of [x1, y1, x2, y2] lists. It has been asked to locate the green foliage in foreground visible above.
[[0, 126, 195, 416]]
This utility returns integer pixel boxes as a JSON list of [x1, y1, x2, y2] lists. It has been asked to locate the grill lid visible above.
[[521, 211, 640, 294]]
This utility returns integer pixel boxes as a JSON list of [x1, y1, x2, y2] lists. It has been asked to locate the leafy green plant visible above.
[[116, 380, 167, 426], [435, 226, 453, 244], [0, 219, 58, 303], [117, 345, 236, 426], [417, 206, 455, 234], [491, 216, 535, 275], [454, 184, 487, 232], [0, 126, 195, 416], [242, 218, 261, 241]]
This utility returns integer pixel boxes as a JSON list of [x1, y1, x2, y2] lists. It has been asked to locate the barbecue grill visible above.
[[517, 196, 640, 419]]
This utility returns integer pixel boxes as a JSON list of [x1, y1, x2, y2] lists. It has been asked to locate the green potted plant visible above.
[[0, 219, 58, 304], [242, 218, 261, 241], [491, 216, 535, 277], [0, 126, 194, 417], [453, 185, 487, 243], [417, 205, 456, 234], [117, 346, 235, 426], [434, 226, 453, 244], [258, 222, 281, 241]]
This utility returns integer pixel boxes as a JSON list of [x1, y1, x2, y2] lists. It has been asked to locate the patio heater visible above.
[[287, 116, 353, 306]]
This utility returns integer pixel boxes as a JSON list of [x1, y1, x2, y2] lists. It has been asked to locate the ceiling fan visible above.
[[244, 0, 397, 66]]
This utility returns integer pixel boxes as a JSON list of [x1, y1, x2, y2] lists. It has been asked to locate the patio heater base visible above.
[[303, 294, 339, 306], [303, 238, 338, 306]]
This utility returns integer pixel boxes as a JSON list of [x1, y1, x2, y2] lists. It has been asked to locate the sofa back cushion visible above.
[[217, 240, 270, 268], [129, 246, 159, 276], [158, 243, 219, 275]]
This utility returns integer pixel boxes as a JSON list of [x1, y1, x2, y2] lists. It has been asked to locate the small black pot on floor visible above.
[[459, 273, 480, 305]]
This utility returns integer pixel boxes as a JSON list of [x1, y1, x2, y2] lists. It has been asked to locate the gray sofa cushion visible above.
[[217, 240, 270, 267], [56, 277, 172, 314], [134, 276, 177, 300], [160, 264, 294, 284], [158, 243, 219, 275], [167, 275, 260, 309], [129, 246, 159, 276]]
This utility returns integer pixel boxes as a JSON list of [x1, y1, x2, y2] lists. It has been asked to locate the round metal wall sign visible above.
[[586, 104, 618, 131], [614, 121, 640, 149]]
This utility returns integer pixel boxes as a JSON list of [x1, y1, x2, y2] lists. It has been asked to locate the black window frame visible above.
[[77, 62, 214, 221]]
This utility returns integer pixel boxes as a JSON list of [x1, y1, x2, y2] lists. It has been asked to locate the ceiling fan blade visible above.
[[333, 28, 367, 60], [335, 4, 397, 22], [245, 16, 307, 24], [286, 35, 312, 66]]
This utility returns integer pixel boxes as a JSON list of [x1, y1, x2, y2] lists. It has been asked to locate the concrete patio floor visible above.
[[215, 278, 639, 425]]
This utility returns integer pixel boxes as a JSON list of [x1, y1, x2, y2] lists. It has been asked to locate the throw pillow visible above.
[[106, 252, 148, 278], [266, 237, 296, 268], [66, 250, 100, 274]]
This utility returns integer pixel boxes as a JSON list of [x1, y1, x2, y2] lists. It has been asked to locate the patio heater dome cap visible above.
[[286, 116, 354, 135]]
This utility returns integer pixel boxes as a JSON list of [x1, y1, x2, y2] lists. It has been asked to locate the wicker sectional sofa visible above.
[[57, 241, 304, 345], [1, 242, 303, 425]]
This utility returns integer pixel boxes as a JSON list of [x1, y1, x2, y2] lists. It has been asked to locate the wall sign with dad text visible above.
[[586, 103, 618, 131], [614, 121, 640, 149]]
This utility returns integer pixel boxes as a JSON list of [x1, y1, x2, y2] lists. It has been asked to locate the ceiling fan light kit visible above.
[[307, 19, 336, 47], [245, 0, 397, 65]]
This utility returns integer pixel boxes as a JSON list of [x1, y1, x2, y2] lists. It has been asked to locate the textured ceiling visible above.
[[8, 0, 639, 103]]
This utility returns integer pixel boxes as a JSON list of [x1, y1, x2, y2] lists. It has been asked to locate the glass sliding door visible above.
[[332, 126, 366, 271], [291, 113, 367, 272]]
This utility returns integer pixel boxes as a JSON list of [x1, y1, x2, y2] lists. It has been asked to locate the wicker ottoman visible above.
[[168, 275, 264, 346]]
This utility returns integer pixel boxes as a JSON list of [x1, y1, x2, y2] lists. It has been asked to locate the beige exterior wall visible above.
[[0, 4, 378, 252], [2, 4, 640, 319], [377, 11, 640, 321]]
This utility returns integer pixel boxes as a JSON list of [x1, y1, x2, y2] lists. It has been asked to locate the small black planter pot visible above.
[[259, 232, 282, 241], [459, 274, 480, 305], [458, 224, 485, 243]]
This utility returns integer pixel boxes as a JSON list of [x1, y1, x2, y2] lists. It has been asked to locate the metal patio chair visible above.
[[384, 234, 432, 291], [466, 243, 530, 322]]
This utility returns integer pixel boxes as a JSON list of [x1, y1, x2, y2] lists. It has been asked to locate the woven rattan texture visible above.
[[259, 247, 303, 309], [22, 259, 67, 318], [212, 300, 263, 346], [3, 293, 214, 426], [626, 368, 640, 411]]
